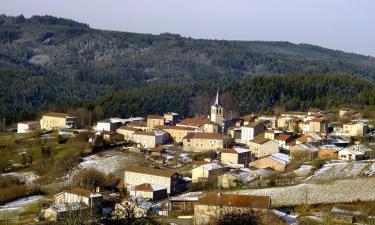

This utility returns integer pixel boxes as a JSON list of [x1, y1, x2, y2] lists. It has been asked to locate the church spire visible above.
[[215, 91, 220, 106]]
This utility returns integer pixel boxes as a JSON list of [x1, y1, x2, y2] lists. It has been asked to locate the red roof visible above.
[[147, 115, 164, 119], [198, 192, 271, 209], [177, 117, 211, 127], [275, 134, 292, 141], [184, 132, 223, 140]]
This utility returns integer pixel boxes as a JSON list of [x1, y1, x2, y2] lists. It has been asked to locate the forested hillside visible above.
[[1, 15, 375, 123], [82, 74, 375, 122]]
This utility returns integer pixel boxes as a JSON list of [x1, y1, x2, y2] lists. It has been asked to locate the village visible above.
[[2, 92, 375, 225]]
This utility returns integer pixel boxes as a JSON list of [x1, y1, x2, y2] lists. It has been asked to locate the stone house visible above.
[[249, 153, 290, 172], [191, 162, 230, 183], [317, 145, 341, 159], [220, 147, 251, 167], [54, 188, 103, 208], [182, 132, 224, 152], [40, 112, 76, 130], [164, 112, 180, 125], [131, 130, 164, 148], [194, 192, 271, 225], [155, 125, 195, 143], [289, 143, 318, 161], [124, 166, 186, 195], [147, 115, 165, 131], [308, 117, 327, 133], [343, 122, 368, 136], [129, 183, 168, 201], [248, 136, 279, 159], [126, 120, 148, 131], [116, 126, 141, 141]]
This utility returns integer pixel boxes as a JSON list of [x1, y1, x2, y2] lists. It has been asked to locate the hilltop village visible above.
[[2, 92, 375, 225]]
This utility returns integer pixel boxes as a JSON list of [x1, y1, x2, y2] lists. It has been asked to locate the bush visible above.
[[72, 168, 106, 191]]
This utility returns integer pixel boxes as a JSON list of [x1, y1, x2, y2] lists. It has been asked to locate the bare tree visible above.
[[56, 204, 100, 225], [109, 201, 160, 225], [210, 208, 259, 225]]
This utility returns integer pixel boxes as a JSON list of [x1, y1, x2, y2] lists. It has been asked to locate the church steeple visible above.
[[210, 91, 224, 125], [215, 91, 220, 106]]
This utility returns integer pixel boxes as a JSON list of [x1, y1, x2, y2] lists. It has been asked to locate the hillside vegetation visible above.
[[0, 15, 375, 123]]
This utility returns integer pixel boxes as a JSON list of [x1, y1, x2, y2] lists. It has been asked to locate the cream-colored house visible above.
[[191, 162, 230, 183], [248, 136, 279, 158], [249, 153, 290, 172], [343, 122, 368, 136], [308, 117, 327, 133], [126, 120, 148, 131], [290, 143, 318, 161], [240, 121, 266, 144], [129, 183, 168, 200], [338, 145, 371, 161], [124, 166, 184, 195], [177, 117, 215, 131], [147, 115, 165, 131], [40, 112, 76, 130], [155, 125, 195, 143], [54, 188, 102, 207], [220, 147, 251, 167], [194, 192, 271, 225], [116, 126, 141, 141], [131, 130, 164, 148], [164, 112, 180, 125], [182, 132, 224, 152]]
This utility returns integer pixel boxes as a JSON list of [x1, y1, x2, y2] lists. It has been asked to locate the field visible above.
[[234, 160, 375, 207]]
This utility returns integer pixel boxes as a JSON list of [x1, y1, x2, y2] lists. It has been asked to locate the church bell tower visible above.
[[210, 91, 224, 125]]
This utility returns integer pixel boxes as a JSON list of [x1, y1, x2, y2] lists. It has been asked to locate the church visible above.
[[210, 91, 224, 126]]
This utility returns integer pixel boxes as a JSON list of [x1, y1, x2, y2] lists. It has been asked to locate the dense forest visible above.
[[80, 74, 375, 122], [0, 15, 375, 124]]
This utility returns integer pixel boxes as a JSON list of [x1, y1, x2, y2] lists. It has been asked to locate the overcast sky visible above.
[[1, 0, 374, 56]]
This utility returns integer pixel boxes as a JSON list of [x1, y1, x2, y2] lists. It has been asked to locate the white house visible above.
[[17, 121, 40, 133], [338, 144, 371, 161], [96, 118, 123, 132], [240, 121, 266, 144]]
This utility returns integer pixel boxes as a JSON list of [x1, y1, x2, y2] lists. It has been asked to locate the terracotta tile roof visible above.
[[243, 121, 264, 128], [309, 117, 327, 122], [101, 177, 120, 187], [250, 136, 271, 145], [287, 140, 296, 147], [184, 132, 223, 140], [221, 147, 250, 154], [134, 183, 166, 192], [125, 166, 178, 178], [118, 126, 141, 132], [295, 135, 309, 143], [197, 192, 271, 209], [147, 115, 164, 120], [127, 121, 147, 127], [155, 125, 195, 131], [64, 188, 92, 197], [44, 112, 70, 118], [177, 117, 211, 127], [274, 134, 292, 141]]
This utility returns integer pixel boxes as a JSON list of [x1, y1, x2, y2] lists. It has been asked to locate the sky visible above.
[[1, 0, 374, 56]]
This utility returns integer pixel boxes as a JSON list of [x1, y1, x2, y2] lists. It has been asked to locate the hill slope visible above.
[[0, 15, 375, 123]]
